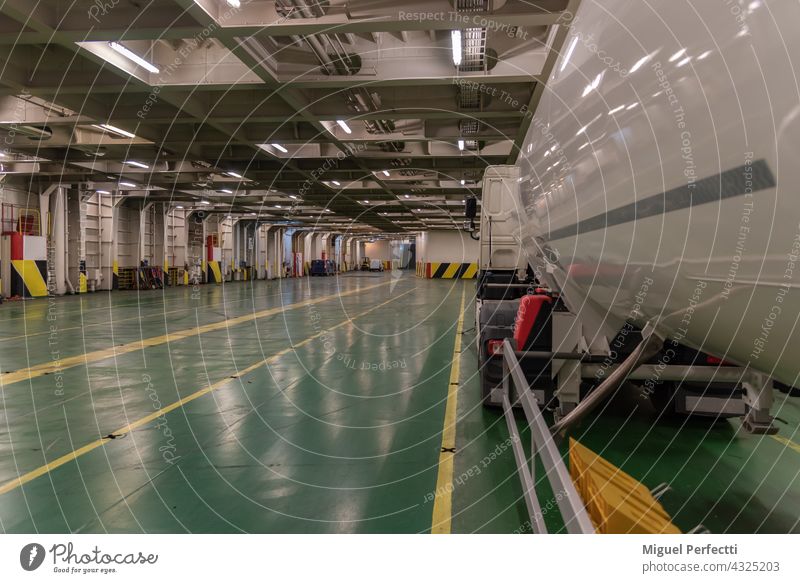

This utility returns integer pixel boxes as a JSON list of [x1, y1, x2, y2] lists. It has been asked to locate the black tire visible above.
[[776, 381, 800, 397], [647, 381, 681, 416], [478, 346, 504, 408]]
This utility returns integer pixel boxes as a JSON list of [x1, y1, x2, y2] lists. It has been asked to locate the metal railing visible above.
[[1, 203, 41, 236], [500, 338, 595, 534]]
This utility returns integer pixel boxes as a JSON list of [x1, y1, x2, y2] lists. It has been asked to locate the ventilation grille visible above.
[[458, 28, 487, 72], [456, 0, 491, 11]]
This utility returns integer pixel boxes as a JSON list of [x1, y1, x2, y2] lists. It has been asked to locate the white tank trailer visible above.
[[474, 0, 800, 434]]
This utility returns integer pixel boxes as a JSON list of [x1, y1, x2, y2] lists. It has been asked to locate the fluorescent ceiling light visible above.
[[225, 171, 243, 179], [404, 194, 410, 198], [96, 190, 110, 195], [581, 72, 605, 98], [676, 56, 691, 67], [119, 181, 136, 187], [271, 143, 288, 153], [220, 188, 233, 194], [608, 104, 626, 115], [668, 48, 686, 62], [200, 200, 211, 205], [226, 0, 241, 7], [458, 140, 465, 151], [560, 36, 579, 72], [460, 179, 465, 185], [451, 30, 462, 66], [382, 170, 390, 177], [176, 205, 184, 209], [629, 54, 651, 74], [125, 160, 149, 169], [109, 42, 159, 74], [289, 195, 298, 199], [336, 120, 352, 134], [331, 180, 341, 186], [626, 102, 639, 110], [697, 50, 712, 60], [275, 205, 282, 208], [93, 123, 136, 139]]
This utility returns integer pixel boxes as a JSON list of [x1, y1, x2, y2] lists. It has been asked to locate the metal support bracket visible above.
[[501, 338, 595, 534], [741, 371, 777, 434]]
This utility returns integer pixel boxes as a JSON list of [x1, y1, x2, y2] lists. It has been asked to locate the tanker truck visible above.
[[473, 0, 800, 435]]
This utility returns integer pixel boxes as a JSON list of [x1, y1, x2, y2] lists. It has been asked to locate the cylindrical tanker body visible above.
[[514, 0, 800, 386]]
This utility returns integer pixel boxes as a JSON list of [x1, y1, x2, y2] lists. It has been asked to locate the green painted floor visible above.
[[0, 273, 798, 533]]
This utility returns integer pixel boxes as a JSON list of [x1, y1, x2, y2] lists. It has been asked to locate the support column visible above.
[[139, 202, 152, 266], [148, 203, 166, 274], [110, 198, 124, 290], [232, 219, 241, 281], [97, 191, 115, 291], [49, 187, 67, 296], [67, 189, 87, 293], [201, 215, 209, 283]]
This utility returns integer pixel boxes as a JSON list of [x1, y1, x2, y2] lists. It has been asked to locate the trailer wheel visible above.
[[776, 381, 800, 397], [478, 344, 502, 408], [481, 379, 497, 407], [647, 381, 680, 416]]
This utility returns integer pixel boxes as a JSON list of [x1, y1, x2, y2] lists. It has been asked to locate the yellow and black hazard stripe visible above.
[[11, 259, 48, 297], [78, 260, 88, 293], [427, 262, 478, 279], [206, 260, 222, 283], [112, 260, 119, 290]]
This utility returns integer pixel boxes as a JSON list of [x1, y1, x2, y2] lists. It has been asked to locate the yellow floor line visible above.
[[0, 281, 392, 390], [0, 286, 288, 343], [0, 287, 416, 497], [431, 287, 466, 534], [771, 435, 800, 455]]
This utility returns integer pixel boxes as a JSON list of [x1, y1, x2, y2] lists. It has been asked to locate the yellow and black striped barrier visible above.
[[79, 266, 88, 293], [112, 260, 119, 290], [425, 262, 478, 279], [11, 259, 48, 297], [206, 260, 222, 283]]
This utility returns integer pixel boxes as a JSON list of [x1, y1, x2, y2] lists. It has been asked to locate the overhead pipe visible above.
[[278, 0, 360, 75]]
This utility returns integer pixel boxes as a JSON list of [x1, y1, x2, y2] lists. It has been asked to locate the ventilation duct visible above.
[[459, 119, 484, 135], [276, 0, 361, 75]]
